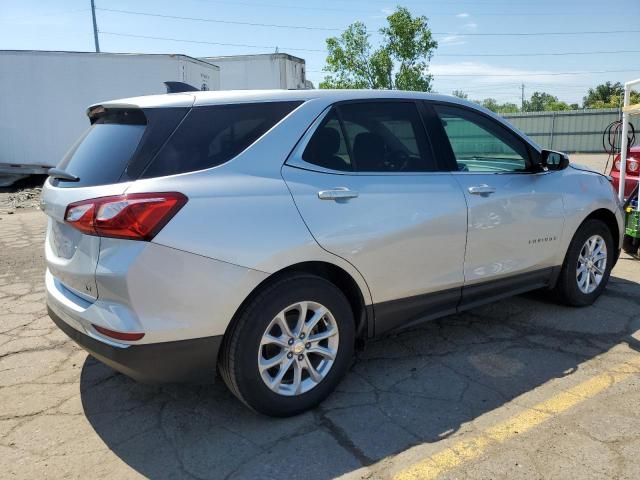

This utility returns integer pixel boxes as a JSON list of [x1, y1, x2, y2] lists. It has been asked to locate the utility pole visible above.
[[90, 0, 100, 53], [521, 83, 525, 111]]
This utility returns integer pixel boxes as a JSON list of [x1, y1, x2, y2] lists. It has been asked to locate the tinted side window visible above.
[[143, 101, 301, 178], [434, 104, 530, 173], [339, 102, 435, 172], [301, 110, 352, 171], [54, 109, 147, 188]]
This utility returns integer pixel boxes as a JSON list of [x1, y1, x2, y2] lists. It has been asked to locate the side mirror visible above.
[[540, 149, 570, 171]]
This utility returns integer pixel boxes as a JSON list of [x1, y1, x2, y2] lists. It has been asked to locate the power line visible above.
[[434, 69, 640, 77], [99, 31, 326, 52], [438, 50, 640, 57], [96, 7, 342, 31], [102, 31, 640, 61], [191, 0, 631, 16], [437, 30, 640, 36], [96, 7, 640, 36], [0, 8, 88, 22]]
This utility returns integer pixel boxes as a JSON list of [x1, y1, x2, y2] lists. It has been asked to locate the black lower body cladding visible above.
[[48, 307, 222, 384]]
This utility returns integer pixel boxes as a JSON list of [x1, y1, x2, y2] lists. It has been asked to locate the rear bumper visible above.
[[48, 306, 222, 384]]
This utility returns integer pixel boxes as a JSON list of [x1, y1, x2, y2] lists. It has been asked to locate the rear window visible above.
[[54, 109, 146, 188], [141, 101, 302, 178]]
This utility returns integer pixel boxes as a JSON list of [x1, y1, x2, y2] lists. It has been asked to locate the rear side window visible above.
[[301, 110, 352, 171], [301, 102, 436, 173], [54, 110, 146, 188], [142, 101, 301, 178]]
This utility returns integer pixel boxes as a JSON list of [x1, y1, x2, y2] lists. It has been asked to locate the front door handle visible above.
[[318, 188, 359, 200], [468, 184, 496, 195]]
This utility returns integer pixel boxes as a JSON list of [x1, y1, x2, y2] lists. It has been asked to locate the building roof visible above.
[[201, 53, 305, 64], [0, 50, 218, 69]]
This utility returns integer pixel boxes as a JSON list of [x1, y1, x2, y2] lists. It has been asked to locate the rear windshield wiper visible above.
[[48, 168, 79, 182]]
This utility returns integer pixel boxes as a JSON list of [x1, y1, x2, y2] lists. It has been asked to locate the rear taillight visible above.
[[64, 192, 187, 240]]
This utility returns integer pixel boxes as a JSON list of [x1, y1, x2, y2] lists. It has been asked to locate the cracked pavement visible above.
[[1, 208, 639, 479]]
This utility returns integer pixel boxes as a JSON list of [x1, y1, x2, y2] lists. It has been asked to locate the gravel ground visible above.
[[0, 176, 46, 215]]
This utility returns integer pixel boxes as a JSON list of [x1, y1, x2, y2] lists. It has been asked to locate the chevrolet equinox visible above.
[[42, 90, 624, 416]]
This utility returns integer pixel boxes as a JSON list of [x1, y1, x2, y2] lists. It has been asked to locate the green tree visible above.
[[583, 81, 621, 108], [477, 98, 520, 114], [452, 89, 468, 99], [320, 7, 437, 90], [583, 81, 640, 108], [523, 91, 570, 112]]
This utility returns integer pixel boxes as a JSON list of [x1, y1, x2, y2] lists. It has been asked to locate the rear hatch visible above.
[[42, 95, 302, 303], [42, 102, 190, 301]]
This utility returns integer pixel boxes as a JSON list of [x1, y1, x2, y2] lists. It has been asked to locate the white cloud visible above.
[[439, 35, 466, 46], [456, 13, 470, 18], [463, 22, 478, 30], [381, 7, 394, 15], [430, 63, 588, 103], [429, 62, 573, 85]]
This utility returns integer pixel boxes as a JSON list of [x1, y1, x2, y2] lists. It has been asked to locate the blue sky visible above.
[[2, 0, 640, 104]]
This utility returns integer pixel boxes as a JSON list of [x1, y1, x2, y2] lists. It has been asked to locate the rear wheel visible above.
[[554, 219, 614, 306], [219, 274, 355, 417]]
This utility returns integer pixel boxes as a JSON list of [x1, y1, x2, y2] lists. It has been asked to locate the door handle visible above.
[[468, 184, 496, 195], [318, 188, 359, 200]]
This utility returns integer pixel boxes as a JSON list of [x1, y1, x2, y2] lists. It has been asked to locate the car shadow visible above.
[[80, 274, 640, 479]]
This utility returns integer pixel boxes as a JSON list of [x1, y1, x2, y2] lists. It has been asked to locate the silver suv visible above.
[[42, 90, 623, 416]]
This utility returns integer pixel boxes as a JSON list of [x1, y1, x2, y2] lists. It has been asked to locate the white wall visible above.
[[284, 58, 306, 90], [0, 51, 219, 167], [202, 54, 306, 90]]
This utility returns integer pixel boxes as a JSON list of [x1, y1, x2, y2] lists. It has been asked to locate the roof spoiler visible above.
[[164, 81, 199, 93]]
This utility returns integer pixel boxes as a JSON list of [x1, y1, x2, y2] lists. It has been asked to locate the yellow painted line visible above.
[[394, 357, 640, 480]]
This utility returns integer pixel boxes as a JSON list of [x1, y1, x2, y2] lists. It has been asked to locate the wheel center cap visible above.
[[292, 342, 305, 355]]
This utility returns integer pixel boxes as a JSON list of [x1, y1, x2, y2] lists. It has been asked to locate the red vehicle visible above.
[[610, 145, 640, 198]]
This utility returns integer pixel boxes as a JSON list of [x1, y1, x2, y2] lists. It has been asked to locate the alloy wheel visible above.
[[576, 234, 607, 294], [258, 301, 339, 396]]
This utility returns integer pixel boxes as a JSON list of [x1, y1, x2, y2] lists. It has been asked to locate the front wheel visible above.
[[622, 235, 639, 257], [553, 219, 614, 306], [218, 274, 355, 417]]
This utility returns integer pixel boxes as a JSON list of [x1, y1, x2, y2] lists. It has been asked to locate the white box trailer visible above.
[[202, 53, 308, 90], [0, 50, 220, 185]]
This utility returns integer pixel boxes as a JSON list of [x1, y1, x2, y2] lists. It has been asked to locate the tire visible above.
[[218, 273, 355, 417], [553, 219, 614, 306], [622, 235, 640, 257]]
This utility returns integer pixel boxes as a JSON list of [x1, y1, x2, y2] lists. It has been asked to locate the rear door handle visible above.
[[468, 184, 496, 195], [318, 188, 359, 200]]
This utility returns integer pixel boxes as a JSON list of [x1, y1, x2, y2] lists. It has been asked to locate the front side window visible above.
[[434, 104, 530, 173], [301, 102, 436, 173]]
